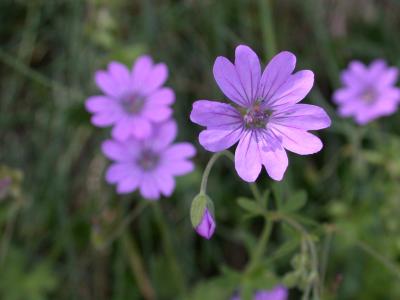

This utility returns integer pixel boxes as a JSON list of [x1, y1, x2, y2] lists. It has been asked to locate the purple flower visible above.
[[231, 285, 288, 300], [86, 56, 174, 140], [190, 45, 331, 182], [333, 60, 400, 124], [102, 120, 196, 200], [195, 208, 216, 239]]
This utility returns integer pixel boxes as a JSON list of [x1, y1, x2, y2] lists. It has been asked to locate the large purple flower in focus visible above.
[[333, 59, 400, 124], [231, 285, 288, 300], [86, 56, 174, 140], [102, 120, 195, 200], [190, 45, 331, 182]]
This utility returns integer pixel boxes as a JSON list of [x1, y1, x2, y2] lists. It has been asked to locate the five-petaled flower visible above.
[[190, 45, 331, 182], [102, 121, 195, 200], [333, 59, 400, 124], [86, 56, 174, 140]]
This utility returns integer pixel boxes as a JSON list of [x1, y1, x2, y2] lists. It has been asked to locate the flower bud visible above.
[[195, 208, 216, 239], [190, 193, 216, 239]]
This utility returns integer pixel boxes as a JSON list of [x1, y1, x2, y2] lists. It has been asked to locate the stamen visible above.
[[243, 102, 272, 129]]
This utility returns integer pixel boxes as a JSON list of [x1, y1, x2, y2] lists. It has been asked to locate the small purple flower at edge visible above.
[[195, 208, 216, 239], [190, 45, 331, 182], [86, 56, 175, 140], [102, 120, 196, 200], [231, 285, 288, 300], [333, 59, 400, 125]]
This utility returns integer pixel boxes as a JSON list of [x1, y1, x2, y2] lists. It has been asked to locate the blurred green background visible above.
[[2, 0, 400, 299]]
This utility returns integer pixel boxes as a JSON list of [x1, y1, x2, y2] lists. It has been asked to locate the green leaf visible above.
[[283, 190, 307, 212], [236, 197, 263, 215]]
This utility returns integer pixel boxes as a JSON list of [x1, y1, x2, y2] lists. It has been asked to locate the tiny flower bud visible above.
[[195, 208, 216, 240], [190, 193, 216, 239]]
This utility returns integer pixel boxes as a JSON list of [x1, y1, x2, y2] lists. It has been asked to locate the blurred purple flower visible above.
[[102, 120, 195, 200], [86, 56, 174, 140], [231, 285, 288, 300], [333, 60, 400, 124], [0, 177, 12, 200], [190, 45, 331, 182], [195, 208, 216, 239]]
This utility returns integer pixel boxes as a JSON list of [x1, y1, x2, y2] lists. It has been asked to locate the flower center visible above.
[[137, 151, 159, 171], [360, 88, 376, 104], [243, 103, 272, 129], [121, 93, 145, 114]]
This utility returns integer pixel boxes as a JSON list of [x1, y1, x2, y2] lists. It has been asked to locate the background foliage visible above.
[[1, 0, 400, 299]]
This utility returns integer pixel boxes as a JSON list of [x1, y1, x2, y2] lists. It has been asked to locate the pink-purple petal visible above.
[[153, 170, 175, 197], [213, 56, 249, 107], [150, 120, 178, 151], [271, 104, 331, 130], [105, 163, 134, 184], [85, 96, 117, 113], [140, 63, 168, 95], [267, 70, 314, 108], [262, 146, 288, 181], [199, 127, 243, 152], [271, 125, 323, 155], [130, 117, 152, 139], [139, 174, 160, 200], [101, 140, 131, 161], [146, 87, 175, 106], [164, 143, 196, 160], [259, 51, 296, 101], [112, 118, 134, 141], [95, 70, 120, 98], [190, 100, 242, 128], [108, 61, 131, 89], [234, 131, 262, 182], [117, 175, 140, 194], [234, 45, 261, 104], [91, 113, 118, 127], [131, 55, 153, 91]]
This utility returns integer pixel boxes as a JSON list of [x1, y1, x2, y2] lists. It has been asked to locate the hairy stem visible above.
[[200, 150, 234, 194]]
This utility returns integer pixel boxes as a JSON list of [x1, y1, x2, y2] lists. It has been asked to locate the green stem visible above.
[[200, 150, 234, 194], [245, 217, 274, 274], [122, 233, 156, 300], [259, 0, 277, 59], [355, 239, 400, 281], [152, 203, 187, 296], [273, 213, 320, 300], [99, 202, 148, 250], [249, 183, 262, 205], [320, 227, 334, 295]]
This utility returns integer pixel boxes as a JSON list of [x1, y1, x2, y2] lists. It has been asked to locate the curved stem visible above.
[[200, 150, 234, 194]]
